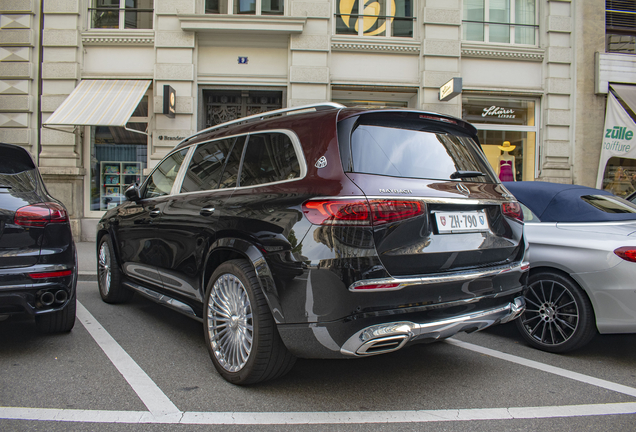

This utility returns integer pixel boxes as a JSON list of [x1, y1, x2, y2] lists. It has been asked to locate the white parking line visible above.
[[75, 302, 182, 419], [2, 304, 636, 425], [1, 403, 636, 424], [445, 339, 636, 398]]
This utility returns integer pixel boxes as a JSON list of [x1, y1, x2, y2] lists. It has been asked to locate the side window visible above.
[[239, 133, 300, 187], [181, 137, 236, 193], [143, 149, 188, 198], [520, 203, 540, 222]]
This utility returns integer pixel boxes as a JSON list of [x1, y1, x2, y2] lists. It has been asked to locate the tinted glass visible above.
[[181, 138, 237, 193], [239, 133, 301, 187], [581, 195, 636, 214], [0, 145, 35, 174], [350, 125, 495, 182], [144, 149, 188, 198]]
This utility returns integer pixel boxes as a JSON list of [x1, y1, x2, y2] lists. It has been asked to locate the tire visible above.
[[515, 271, 596, 353], [204, 259, 296, 385], [97, 234, 134, 304], [36, 293, 76, 333]]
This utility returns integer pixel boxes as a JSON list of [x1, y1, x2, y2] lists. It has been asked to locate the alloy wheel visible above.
[[98, 241, 111, 296], [207, 273, 254, 372], [520, 279, 579, 347]]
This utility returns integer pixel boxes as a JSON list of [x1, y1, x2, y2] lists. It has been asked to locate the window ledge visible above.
[[331, 36, 420, 54], [178, 15, 306, 34], [82, 30, 155, 46], [461, 42, 544, 62]]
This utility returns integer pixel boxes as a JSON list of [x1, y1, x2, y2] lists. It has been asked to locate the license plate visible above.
[[435, 210, 489, 233]]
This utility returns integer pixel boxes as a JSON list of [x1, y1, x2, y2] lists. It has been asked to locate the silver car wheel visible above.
[[207, 273, 254, 373], [98, 240, 111, 296], [521, 279, 579, 346]]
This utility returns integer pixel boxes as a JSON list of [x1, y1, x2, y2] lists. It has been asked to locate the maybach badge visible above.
[[315, 156, 328, 168]]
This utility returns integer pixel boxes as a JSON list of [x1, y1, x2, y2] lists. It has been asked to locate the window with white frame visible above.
[[335, 0, 414, 37], [205, 0, 284, 15], [89, 0, 154, 29], [463, 0, 537, 45]]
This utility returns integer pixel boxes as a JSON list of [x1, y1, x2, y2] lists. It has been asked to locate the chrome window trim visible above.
[[348, 261, 530, 292]]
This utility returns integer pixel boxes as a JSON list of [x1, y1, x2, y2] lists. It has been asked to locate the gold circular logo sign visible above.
[[339, 0, 395, 36]]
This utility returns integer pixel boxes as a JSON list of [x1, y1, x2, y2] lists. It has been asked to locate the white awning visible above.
[[44, 80, 151, 127]]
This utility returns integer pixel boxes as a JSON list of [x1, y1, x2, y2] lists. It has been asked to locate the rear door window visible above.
[[239, 132, 301, 187], [181, 136, 244, 193]]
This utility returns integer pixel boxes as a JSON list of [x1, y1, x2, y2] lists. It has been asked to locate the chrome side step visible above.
[[123, 281, 201, 322]]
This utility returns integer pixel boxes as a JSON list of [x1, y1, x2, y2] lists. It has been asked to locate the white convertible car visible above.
[[504, 181, 636, 352]]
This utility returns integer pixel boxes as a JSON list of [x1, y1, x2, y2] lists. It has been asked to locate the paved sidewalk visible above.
[[77, 242, 97, 277]]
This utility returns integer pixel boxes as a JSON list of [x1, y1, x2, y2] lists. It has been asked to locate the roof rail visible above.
[[182, 102, 346, 144]]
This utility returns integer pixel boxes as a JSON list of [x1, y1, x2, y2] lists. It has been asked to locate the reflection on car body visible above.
[[96, 103, 528, 384]]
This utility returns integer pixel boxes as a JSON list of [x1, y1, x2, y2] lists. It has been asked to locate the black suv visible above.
[[97, 103, 527, 384], [0, 143, 77, 332]]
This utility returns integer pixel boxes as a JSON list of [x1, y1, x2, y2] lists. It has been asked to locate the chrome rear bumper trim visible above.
[[340, 296, 525, 356], [349, 261, 530, 292]]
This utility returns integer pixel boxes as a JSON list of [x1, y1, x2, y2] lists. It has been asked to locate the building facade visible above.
[[0, 0, 630, 241]]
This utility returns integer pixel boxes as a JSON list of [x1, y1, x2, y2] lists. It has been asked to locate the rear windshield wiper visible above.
[[450, 170, 485, 179]]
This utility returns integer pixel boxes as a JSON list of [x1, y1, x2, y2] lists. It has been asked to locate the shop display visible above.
[[99, 161, 142, 210]]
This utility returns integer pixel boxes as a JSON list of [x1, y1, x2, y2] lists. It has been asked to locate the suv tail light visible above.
[[303, 199, 424, 226], [614, 247, 636, 262], [501, 202, 523, 222], [14, 203, 69, 227]]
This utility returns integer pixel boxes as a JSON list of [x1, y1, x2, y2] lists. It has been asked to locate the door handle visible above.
[[149, 210, 161, 217], [200, 206, 215, 216]]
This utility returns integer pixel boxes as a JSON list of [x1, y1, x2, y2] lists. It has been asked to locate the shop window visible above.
[[606, 1, 636, 54], [89, 97, 149, 211], [90, 0, 154, 29], [335, 0, 414, 37], [205, 0, 283, 15], [463, 0, 537, 45], [202, 89, 283, 128], [462, 96, 537, 182]]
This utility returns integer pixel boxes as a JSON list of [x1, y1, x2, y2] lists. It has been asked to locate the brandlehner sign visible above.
[[596, 92, 636, 189]]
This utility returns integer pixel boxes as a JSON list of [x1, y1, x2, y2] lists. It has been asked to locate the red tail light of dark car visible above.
[[14, 203, 69, 227], [303, 199, 424, 226]]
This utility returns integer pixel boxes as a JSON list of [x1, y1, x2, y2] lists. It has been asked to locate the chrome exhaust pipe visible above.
[[40, 291, 55, 307], [54, 290, 68, 304]]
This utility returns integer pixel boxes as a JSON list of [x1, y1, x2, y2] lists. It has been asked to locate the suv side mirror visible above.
[[125, 183, 141, 202]]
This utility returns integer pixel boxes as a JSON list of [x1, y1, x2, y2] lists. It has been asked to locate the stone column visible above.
[[541, 0, 575, 183], [153, 0, 196, 164], [0, 0, 37, 162], [289, 0, 330, 107], [573, 0, 606, 187], [421, 0, 461, 116]]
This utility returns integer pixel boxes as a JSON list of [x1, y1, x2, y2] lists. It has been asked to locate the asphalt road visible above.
[[1, 279, 636, 431]]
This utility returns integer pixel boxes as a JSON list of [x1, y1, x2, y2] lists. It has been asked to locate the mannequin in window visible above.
[[497, 141, 516, 182]]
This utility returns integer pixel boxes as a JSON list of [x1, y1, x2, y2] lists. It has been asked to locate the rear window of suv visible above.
[[343, 115, 495, 183]]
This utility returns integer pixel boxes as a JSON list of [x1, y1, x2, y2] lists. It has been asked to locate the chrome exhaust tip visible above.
[[54, 290, 68, 304], [40, 291, 55, 307], [357, 334, 410, 355]]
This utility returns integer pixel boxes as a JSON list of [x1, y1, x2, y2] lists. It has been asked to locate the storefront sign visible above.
[[482, 106, 516, 119], [596, 92, 636, 188], [439, 78, 462, 102], [163, 85, 176, 118]]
